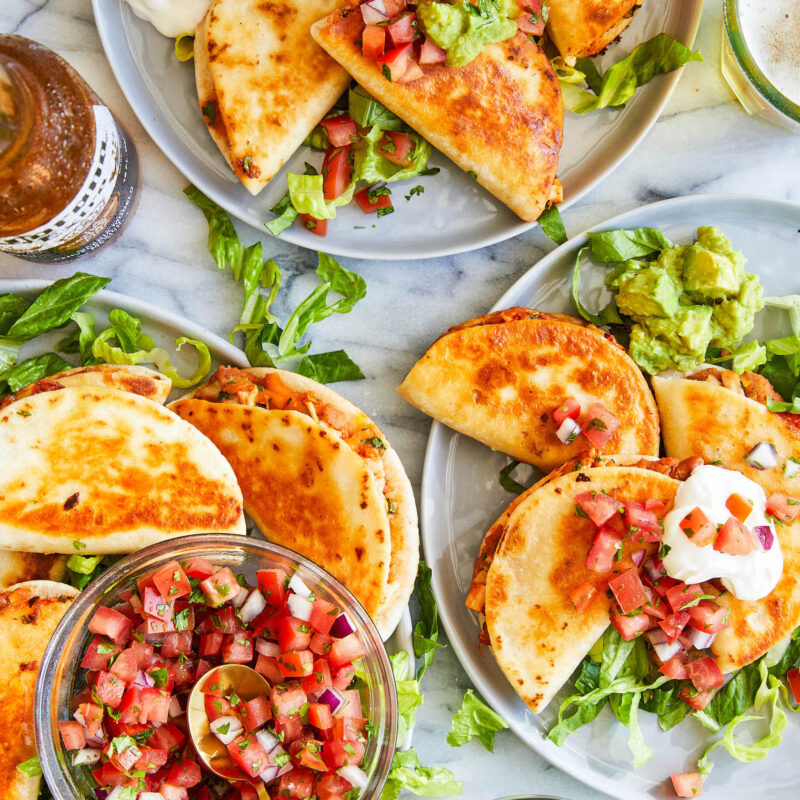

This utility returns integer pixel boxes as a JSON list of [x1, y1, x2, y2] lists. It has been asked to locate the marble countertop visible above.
[[4, 1, 800, 798]]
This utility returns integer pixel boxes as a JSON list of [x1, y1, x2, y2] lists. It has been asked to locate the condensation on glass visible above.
[[0, 35, 139, 263]]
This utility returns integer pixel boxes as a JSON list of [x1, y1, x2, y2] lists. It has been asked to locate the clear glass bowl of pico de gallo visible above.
[[35, 534, 398, 800]]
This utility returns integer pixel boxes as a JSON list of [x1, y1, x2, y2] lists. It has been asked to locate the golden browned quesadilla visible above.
[[171, 367, 418, 638], [0, 386, 245, 554], [398, 308, 660, 471], [547, 0, 642, 59], [310, 12, 563, 220], [0, 551, 67, 589], [195, 0, 353, 194], [0, 580, 77, 800]]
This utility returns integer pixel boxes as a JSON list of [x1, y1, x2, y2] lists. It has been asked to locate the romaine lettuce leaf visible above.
[[390, 651, 424, 745], [380, 749, 463, 800], [0, 295, 30, 335], [354, 126, 431, 185], [57, 311, 98, 366], [447, 689, 508, 752], [413, 561, 445, 680], [571, 246, 624, 326], [538, 204, 568, 245], [296, 350, 365, 383], [586, 227, 673, 262], [184, 185, 244, 275], [348, 86, 405, 131], [287, 173, 355, 220], [2, 353, 71, 392]]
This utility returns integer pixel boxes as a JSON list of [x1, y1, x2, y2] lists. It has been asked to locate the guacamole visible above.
[[416, 0, 518, 68], [614, 226, 764, 375]]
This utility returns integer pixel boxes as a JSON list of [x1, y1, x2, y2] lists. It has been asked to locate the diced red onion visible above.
[[337, 764, 369, 789], [73, 708, 86, 726], [652, 639, 683, 663], [645, 628, 667, 646], [631, 549, 646, 567], [255, 638, 282, 657], [361, 0, 388, 24], [230, 586, 248, 608], [85, 733, 107, 748], [139, 793, 167, 800], [754, 525, 775, 551], [556, 417, 581, 445], [288, 574, 314, 599], [259, 765, 280, 784], [94, 790, 108, 800], [210, 715, 242, 745], [169, 695, 184, 718], [318, 687, 345, 715], [419, 39, 447, 65], [239, 589, 267, 623], [133, 670, 155, 688], [287, 593, 313, 622], [330, 613, 356, 639], [744, 441, 778, 470], [643, 558, 665, 581], [129, 595, 142, 614], [256, 728, 280, 754], [685, 627, 716, 650], [105, 788, 126, 800], [72, 748, 102, 766], [784, 459, 800, 478], [269, 745, 293, 778]]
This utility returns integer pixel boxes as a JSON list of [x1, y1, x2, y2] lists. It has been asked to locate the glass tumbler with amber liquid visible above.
[[0, 35, 139, 263]]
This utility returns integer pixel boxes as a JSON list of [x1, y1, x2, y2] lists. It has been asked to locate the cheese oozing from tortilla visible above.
[[124, 0, 211, 37], [662, 465, 783, 601]]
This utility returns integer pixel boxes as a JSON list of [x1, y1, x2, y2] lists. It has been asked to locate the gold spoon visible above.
[[187, 664, 272, 800]]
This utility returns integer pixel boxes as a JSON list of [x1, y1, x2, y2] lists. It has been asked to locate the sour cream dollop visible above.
[[123, 0, 211, 38], [661, 465, 783, 601]]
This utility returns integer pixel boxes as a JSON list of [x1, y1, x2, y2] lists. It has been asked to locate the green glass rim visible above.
[[723, 0, 800, 124]]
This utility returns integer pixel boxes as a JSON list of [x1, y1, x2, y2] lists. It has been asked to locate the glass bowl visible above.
[[35, 534, 398, 800], [722, 0, 800, 130]]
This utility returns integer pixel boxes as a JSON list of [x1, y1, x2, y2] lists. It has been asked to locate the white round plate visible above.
[[420, 195, 800, 799], [91, 1, 701, 260], [0, 280, 416, 737]]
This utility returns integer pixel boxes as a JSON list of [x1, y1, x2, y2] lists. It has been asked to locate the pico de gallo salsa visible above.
[[60, 559, 376, 800]]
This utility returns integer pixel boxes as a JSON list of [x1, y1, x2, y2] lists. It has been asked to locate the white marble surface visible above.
[[4, 1, 800, 798]]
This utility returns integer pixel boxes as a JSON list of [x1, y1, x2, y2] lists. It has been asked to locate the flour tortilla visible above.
[[311, 12, 563, 221], [654, 373, 800, 671], [0, 386, 245, 554], [485, 465, 678, 713], [0, 551, 67, 589], [196, 0, 352, 195], [0, 580, 77, 800], [547, 0, 641, 59], [398, 310, 660, 471], [5, 364, 171, 405]]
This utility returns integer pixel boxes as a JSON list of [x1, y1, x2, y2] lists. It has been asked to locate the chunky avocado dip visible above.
[[416, 0, 519, 67], [573, 226, 765, 375]]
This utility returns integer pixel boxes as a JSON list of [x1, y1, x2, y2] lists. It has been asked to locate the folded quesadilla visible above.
[[0, 364, 171, 409], [546, 0, 642, 60], [170, 367, 418, 639], [195, 0, 352, 194], [0, 551, 67, 589], [397, 308, 660, 471], [0, 580, 78, 800], [310, 12, 563, 221], [0, 385, 245, 554]]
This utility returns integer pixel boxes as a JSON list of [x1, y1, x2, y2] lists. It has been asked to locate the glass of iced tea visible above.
[[722, 0, 800, 130]]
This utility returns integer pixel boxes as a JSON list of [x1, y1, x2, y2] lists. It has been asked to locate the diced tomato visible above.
[[243, 695, 273, 732], [686, 601, 730, 634], [714, 517, 756, 555], [320, 115, 356, 148], [328, 634, 366, 669], [355, 186, 393, 214], [686, 657, 725, 691], [152, 560, 192, 601], [106, 739, 141, 773], [309, 598, 339, 636], [679, 506, 716, 547], [386, 12, 415, 47], [275, 713, 305, 743], [109, 647, 138, 683], [679, 686, 716, 710], [787, 668, 800, 704], [119, 687, 144, 725], [397, 58, 424, 83], [575, 490, 622, 526], [59, 721, 86, 750], [659, 612, 690, 643], [384, 0, 408, 14], [143, 585, 175, 622], [222, 631, 254, 664], [335, 689, 362, 720], [671, 773, 703, 798], [766, 492, 800, 523], [89, 606, 132, 644], [271, 685, 308, 718], [301, 659, 333, 695], [322, 738, 365, 769], [645, 498, 667, 512], [725, 493, 753, 523], [93, 762, 136, 788], [95, 670, 126, 708], [378, 131, 413, 167], [255, 654, 283, 684], [642, 587, 668, 619], [569, 581, 597, 613], [143, 614, 175, 634], [160, 785, 189, 800], [81, 636, 119, 671], [418, 38, 447, 65], [200, 632, 224, 657], [278, 650, 315, 678], [200, 567, 242, 606], [257, 569, 287, 606], [659, 657, 688, 680], [581, 403, 620, 448], [322, 146, 352, 203], [650, 575, 680, 597], [278, 616, 313, 652], [362, 24, 386, 60], [167, 759, 202, 788], [132, 640, 154, 670], [77, 702, 104, 736], [135, 747, 169, 773], [665, 583, 705, 613], [316, 772, 354, 800], [331, 662, 356, 692], [278, 766, 316, 800], [376, 43, 413, 83], [609, 609, 653, 641], [552, 397, 580, 426], [161, 630, 194, 658], [624, 501, 662, 542], [184, 557, 215, 580], [516, 13, 545, 36], [309, 702, 334, 731], [585, 526, 622, 573], [608, 569, 647, 614], [149, 722, 185, 752], [210, 605, 245, 635], [290, 737, 329, 771], [311, 632, 334, 656], [334, 716, 366, 742], [140, 687, 171, 724]]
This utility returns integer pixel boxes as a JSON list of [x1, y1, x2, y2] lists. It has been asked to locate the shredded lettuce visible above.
[[354, 126, 432, 185], [2, 353, 71, 393], [538, 204, 568, 245], [413, 561, 445, 680], [391, 652, 424, 745], [380, 749, 463, 800], [348, 86, 405, 131], [586, 227, 673, 262], [571, 246, 624, 326], [287, 173, 356, 220], [447, 689, 508, 752]]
